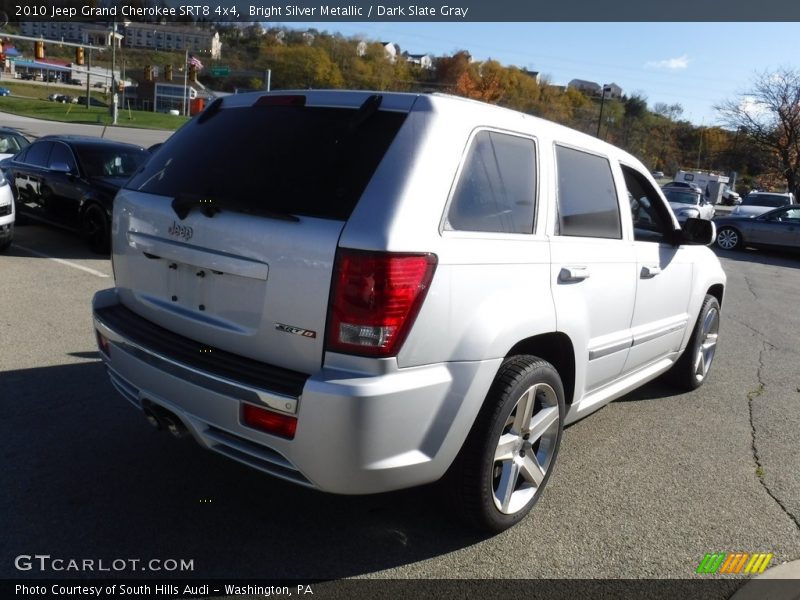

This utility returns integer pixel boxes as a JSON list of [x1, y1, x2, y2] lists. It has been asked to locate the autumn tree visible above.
[[717, 67, 800, 195]]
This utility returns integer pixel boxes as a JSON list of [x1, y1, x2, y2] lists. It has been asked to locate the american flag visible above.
[[188, 54, 204, 70]]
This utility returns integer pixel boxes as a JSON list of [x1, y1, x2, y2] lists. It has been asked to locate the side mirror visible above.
[[50, 162, 73, 175], [679, 217, 715, 246]]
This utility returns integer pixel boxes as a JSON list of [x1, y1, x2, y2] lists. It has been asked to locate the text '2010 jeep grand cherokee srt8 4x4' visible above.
[[93, 91, 725, 532]]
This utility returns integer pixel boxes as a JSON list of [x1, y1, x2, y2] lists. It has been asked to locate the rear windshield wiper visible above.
[[171, 193, 300, 222]]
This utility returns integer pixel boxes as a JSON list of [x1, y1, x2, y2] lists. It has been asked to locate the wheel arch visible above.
[[707, 283, 724, 309], [505, 332, 576, 408]]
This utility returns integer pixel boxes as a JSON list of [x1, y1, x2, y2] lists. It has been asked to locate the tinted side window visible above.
[[555, 145, 621, 239], [25, 141, 54, 168], [446, 131, 536, 234]]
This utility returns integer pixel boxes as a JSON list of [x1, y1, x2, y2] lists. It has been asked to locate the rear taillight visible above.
[[241, 403, 297, 440], [326, 250, 437, 357]]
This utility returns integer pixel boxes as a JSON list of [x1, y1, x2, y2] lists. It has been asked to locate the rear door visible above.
[[115, 92, 414, 375], [11, 141, 53, 219], [746, 207, 800, 247]]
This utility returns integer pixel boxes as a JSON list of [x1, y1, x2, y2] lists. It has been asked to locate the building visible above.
[[568, 79, 602, 96], [523, 69, 541, 84], [404, 53, 434, 70], [20, 22, 221, 60], [127, 74, 211, 115], [604, 82, 623, 99], [120, 23, 221, 59]]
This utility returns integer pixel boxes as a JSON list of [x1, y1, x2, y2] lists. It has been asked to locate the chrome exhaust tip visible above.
[[143, 406, 162, 430]]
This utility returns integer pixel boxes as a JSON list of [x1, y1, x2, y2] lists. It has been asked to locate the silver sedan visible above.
[[714, 206, 800, 251]]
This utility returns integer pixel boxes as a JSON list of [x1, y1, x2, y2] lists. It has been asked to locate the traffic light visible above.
[[165, 64, 172, 81], [75, 47, 84, 66], [189, 64, 197, 82], [34, 40, 45, 60], [144, 65, 152, 81]]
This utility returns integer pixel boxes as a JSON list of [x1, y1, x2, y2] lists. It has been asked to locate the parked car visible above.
[[731, 191, 797, 217], [92, 91, 726, 533], [0, 87, 11, 97], [720, 188, 741, 206], [651, 170, 665, 179], [662, 181, 703, 195], [714, 206, 800, 251], [2, 135, 148, 252], [68, 78, 83, 86], [48, 93, 75, 103], [0, 166, 14, 251], [663, 188, 715, 223], [0, 127, 31, 159]]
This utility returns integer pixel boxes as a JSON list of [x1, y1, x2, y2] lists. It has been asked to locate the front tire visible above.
[[665, 294, 720, 391], [716, 226, 743, 250], [447, 356, 565, 533], [0, 225, 12, 252], [81, 204, 110, 254]]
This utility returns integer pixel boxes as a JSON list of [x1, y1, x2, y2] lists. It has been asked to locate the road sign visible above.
[[210, 66, 230, 76]]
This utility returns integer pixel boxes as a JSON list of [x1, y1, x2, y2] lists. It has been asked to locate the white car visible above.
[[732, 192, 796, 217], [0, 169, 14, 252], [663, 188, 715, 222], [93, 91, 726, 533], [0, 127, 31, 160]]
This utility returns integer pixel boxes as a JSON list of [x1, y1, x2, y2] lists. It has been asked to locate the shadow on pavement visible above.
[[0, 361, 486, 580], [713, 246, 800, 269]]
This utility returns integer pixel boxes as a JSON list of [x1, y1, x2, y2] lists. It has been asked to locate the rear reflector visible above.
[[327, 250, 437, 357], [96, 330, 111, 357], [242, 403, 297, 440]]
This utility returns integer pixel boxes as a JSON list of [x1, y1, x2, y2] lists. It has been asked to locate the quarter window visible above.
[[445, 130, 537, 234], [555, 145, 621, 239], [24, 141, 54, 168]]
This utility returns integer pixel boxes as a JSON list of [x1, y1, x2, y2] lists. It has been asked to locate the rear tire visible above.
[[665, 294, 720, 391], [446, 355, 565, 533], [82, 204, 110, 254]]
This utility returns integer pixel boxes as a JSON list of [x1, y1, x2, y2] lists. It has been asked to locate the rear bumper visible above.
[[92, 288, 500, 494]]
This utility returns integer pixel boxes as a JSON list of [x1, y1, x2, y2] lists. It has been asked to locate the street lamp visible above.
[[596, 85, 612, 138]]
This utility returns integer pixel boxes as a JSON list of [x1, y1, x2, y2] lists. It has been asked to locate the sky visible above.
[[273, 22, 800, 126]]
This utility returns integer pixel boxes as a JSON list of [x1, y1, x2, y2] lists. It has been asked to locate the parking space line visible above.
[[13, 244, 110, 278]]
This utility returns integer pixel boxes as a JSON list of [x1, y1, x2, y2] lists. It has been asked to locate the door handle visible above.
[[559, 266, 591, 282], [641, 265, 661, 278]]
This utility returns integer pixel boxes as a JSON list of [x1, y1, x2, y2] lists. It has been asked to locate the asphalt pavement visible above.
[[1, 223, 798, 592], [0, 116, 798, 596]]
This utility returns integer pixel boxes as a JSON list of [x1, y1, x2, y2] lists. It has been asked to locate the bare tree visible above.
[[717, 67, 800, 195]]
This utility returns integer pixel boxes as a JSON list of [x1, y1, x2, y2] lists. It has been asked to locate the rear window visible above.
[[125, 101, 407, 221]]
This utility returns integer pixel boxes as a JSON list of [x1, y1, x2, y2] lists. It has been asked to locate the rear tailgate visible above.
[[114, 92, 415, 374]]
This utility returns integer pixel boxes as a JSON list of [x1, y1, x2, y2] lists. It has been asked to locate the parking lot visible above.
[[1, 225, 798, 585], [1, 117, 799, 590]]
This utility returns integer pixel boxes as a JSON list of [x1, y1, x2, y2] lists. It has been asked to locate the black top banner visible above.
[[2, 0, 800, 22]]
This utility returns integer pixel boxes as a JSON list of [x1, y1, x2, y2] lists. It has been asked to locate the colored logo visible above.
[[697, 552, 773, 575]]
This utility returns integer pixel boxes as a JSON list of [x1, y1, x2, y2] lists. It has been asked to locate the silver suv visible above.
[[93, 91, 726, 532]]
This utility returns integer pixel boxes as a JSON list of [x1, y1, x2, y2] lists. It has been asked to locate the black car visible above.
[[2, 135, 148, 252]]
